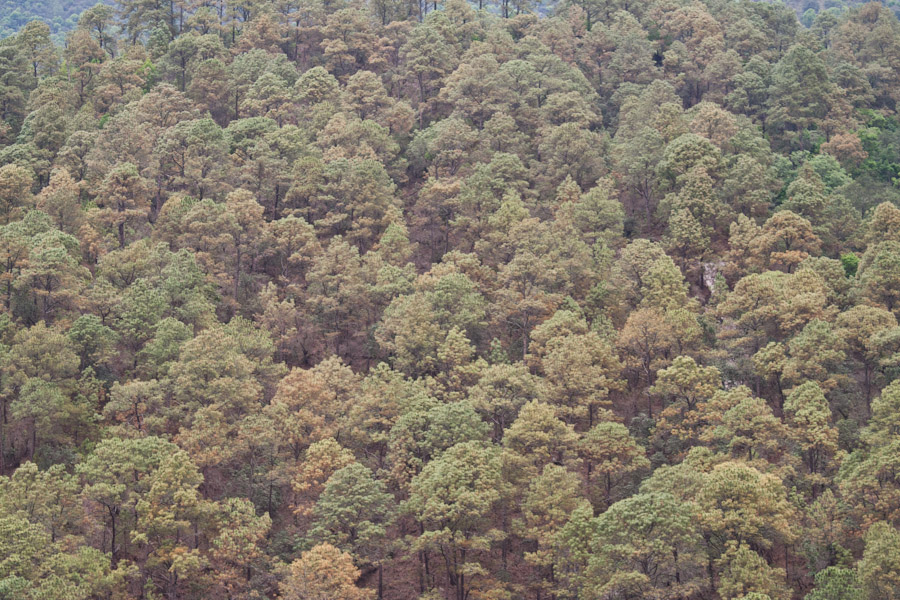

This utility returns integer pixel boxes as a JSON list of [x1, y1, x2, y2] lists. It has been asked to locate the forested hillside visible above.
[[0, 0, 897, 41], [3, 0, 900, 599], [0, 0, 108, 40]]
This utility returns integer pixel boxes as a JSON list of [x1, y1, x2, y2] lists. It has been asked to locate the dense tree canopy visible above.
[[1, 0, 900, 598]]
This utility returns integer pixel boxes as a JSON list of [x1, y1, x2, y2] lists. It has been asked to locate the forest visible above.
[[3, 0, 900, 599], [0, 0, 107, 41]]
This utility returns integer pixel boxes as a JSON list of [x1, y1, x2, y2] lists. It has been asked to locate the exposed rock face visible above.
[[703, 260, 725, 294]]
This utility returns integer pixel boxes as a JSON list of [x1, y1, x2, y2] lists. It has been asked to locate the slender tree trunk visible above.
[[273, 183, 281, 219], [234, 244, 242, 300], [378, 564, 384, 600], [109, 506, 118, 566], [0, 399, 5, 474]]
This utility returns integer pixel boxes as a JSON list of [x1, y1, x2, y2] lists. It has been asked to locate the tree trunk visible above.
[[109, 506, 118, 566], [0, 399, 6, 474], [378, 564, 384, 600]]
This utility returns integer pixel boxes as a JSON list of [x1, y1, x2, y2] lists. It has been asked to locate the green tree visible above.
[[805, 567, 863, 600], [585, 492, 707, 600], [859, 522, 900, 600], [15, 20, 57, 83], [716, 542, 790, 600], [308, 463, 394, 569], [503, 400, 580, 484], [859, 241, 900, 316], [208, 497, 273, 599], [130, 448, 210, 599], [77, 436, 184, 565], [767, 44, 835, 150], [542, 331, 624, 427], [514, 464, 583, 597], [94, 162, 151, 249], [0, 164, 33, 225], [406, 441, 503, 600], [839, 381, 900, 527], [578, 421, 650, 509], [467, 362, 546, 443], [784, 382, 839, 485], [697, 461, 796, 554], [0, 511, 124, 600]]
